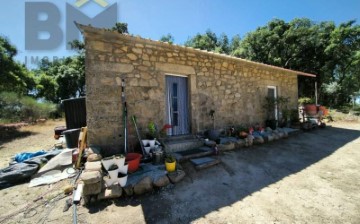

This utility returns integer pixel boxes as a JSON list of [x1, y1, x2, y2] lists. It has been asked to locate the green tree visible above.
[[111, 22, 129, 34], [185, 29, 219, 51], [0, 36, 36, 94], [235, 18, 360, 106], [159, 33, 174, 44]]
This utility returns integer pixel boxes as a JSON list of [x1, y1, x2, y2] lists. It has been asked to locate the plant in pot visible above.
[[107, 164, 118, 180], [145, 121, 157, 148], [298, 97, 316, 116], [114, 154, 125, 169], [264, 96, 277, 130], [101, 155, 115, 171], [277, 96, 290, 128], [208, 109, 220, 141], [237, 125, 248, 139], [164, 154, 176, 172], [117, 172, 128, 187]]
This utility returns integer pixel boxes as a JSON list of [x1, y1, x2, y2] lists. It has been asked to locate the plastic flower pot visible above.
[[118, 172, 128, 187], [144, 146, 151, 154], [107, 164, 119, 179], [103, 176, 117, 187], [118, 162, 128, 174], [126, 153, 142, 173], [165, 161, 176, 172], [149, 140, 156, 149], [115, 154, 125, 168], [101, 156, 115, 171], [142, 140, 150, 147]]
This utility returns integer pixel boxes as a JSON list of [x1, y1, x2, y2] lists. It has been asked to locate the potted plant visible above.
[[277, 96, 290, 128], [117, 172, 128, 187], [103, 175, 117, 187], [264, 97, 278, 130], [107, 164, 118, 180], [208, 109, 220, 140], [298, 97, 316, 116], [146, 121, 157, 148], [101, 155, 115, 171], [115, 154, 125, 169], [164, 154, 176, 172]]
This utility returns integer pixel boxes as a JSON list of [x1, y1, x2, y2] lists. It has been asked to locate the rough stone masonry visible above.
[[79, 24, 314, 150]]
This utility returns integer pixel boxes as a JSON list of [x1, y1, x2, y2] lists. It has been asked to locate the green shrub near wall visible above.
[[0, 92, 57, 123]]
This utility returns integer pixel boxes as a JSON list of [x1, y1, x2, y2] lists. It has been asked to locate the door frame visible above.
[[165, 74, 190, 136], [267, 86, 278, 120]]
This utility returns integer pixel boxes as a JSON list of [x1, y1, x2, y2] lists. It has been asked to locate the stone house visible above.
[[78, 24, 315, 150]]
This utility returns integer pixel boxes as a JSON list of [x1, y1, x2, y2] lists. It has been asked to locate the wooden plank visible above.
[[76, 127, 87, 169]]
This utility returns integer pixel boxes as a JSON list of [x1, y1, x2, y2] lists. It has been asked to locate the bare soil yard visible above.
[[0, 121, 359, 223]]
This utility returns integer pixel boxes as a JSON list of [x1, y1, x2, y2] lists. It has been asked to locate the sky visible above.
[[0, 0, 359, 68]]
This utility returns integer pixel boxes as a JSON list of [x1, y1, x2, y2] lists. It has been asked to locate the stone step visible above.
[[174, 146, 214, 162], [162, 135, 204, 153], [190, 157, 220, 170]]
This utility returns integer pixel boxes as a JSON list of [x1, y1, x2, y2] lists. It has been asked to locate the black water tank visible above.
[[63, 128, 81, 148], [63, 97, 86, 129]]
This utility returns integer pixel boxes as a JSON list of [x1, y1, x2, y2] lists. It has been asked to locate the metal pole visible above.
[[315, 81, 318, 105]]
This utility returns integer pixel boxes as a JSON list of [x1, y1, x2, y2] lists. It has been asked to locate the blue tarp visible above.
[[14, 150, 47, 163]]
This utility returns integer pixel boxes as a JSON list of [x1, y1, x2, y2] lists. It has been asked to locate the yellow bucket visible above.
[[165, 161, 176, 172]]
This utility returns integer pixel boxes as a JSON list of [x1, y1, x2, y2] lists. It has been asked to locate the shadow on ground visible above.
[[85, 126, 360, 223], [0, 127, 33, 146]]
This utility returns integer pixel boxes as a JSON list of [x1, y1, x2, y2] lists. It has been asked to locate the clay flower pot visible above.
[[118, 172, 128, 187]]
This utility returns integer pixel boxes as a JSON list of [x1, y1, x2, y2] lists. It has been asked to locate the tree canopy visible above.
[[1, 20, 359, 108], [0, 36, 36, 95]]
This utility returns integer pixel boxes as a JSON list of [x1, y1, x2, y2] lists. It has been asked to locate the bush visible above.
[[0, 91, 57, 123]]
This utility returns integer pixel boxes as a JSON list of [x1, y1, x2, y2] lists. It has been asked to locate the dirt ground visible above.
[[0, 120, 360, 224]]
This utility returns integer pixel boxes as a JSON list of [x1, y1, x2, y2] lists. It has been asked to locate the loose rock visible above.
[[97, 185, 122, 200], [85, 161, 102, 171], [168, 170, 186, 183], [80, 171, 102, 184], [87, 153, 102, 162], [134, 176, 153, 195]]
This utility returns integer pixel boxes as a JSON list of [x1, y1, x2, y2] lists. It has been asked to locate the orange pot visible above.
[[305, 104, 317, 115], [319, 106, 329, 116]]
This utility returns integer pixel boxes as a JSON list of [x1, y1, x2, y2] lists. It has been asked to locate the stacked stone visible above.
[[79, 161, 103, 196]]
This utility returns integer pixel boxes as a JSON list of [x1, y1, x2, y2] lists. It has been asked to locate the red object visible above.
[[305, 104, 317, 115], [72, 150, 79, 165], [319, 106, 329, 116], [248, 127, 254, 135], [126, 153, 142, 173]]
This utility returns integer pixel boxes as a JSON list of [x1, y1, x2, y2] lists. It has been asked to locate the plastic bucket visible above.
[[126, 153, 142, 173], [62, 128, 81, 148], [165, 161, 176, 172]]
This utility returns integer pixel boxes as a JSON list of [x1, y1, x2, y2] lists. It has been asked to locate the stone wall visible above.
[[81, 25, 300, 150]]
